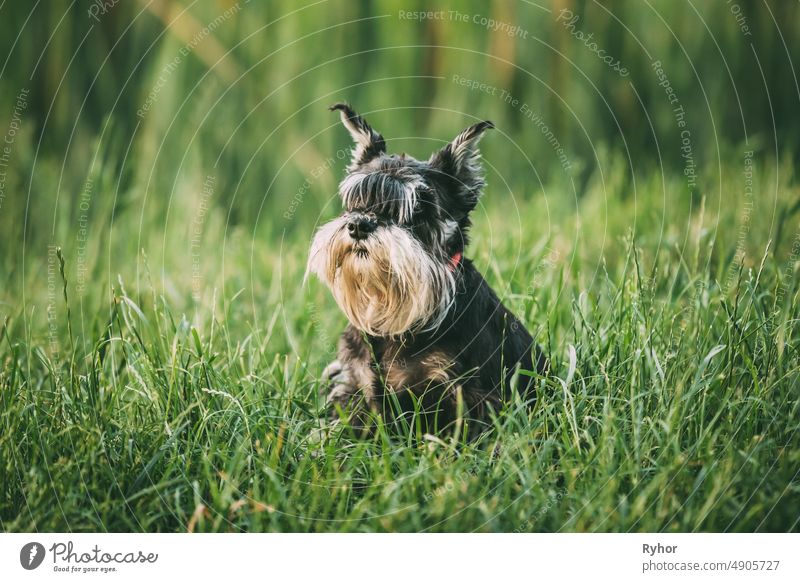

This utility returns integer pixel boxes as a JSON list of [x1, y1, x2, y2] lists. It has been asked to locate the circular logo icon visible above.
[[20, 542, 46, 570]]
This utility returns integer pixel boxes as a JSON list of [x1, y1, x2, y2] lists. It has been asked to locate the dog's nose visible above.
[[347, 217, 376, 240]]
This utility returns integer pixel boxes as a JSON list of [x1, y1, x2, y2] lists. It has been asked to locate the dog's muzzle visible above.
[[346, 214, 377, 241]]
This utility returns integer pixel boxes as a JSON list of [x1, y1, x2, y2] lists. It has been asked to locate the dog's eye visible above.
[[412, 187, 432, 214]]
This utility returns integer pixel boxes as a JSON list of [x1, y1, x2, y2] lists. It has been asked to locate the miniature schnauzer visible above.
[[307, 104, 546, 435]]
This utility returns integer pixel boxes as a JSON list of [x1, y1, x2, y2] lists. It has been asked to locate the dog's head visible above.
[[307, 103, 493, 336]]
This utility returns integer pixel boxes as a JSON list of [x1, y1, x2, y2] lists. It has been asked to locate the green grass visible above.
[[1, 152, 799, 532], [1, 0, 800, 533]]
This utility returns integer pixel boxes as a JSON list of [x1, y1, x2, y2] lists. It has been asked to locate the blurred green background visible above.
[[1, 0, 798, 343]]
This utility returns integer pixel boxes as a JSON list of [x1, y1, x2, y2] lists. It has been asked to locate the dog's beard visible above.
[[307, 217, 455, 336]]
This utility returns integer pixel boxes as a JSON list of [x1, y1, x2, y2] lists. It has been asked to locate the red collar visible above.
[[448, 251, 463, 272]]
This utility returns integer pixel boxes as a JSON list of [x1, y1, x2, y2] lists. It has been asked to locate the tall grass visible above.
[[0, 1, 799, 532], [2, 150, 799, 531]]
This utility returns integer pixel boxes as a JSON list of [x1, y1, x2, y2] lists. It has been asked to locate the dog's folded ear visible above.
[[428, 120, 494, 193], [330, 103, 386, 170]]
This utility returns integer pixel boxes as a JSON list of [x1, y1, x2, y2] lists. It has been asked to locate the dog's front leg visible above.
[[322, 330, 380, 431]]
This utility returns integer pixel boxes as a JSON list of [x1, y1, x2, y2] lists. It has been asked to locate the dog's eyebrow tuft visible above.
[[339, 170, 425, 223]]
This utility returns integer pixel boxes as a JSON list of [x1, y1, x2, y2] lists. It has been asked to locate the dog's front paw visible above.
[[321, 359, 354, 406], [322, 360, 344, 382], [319, 357, 375, 434], [326, 382, 355, 406]]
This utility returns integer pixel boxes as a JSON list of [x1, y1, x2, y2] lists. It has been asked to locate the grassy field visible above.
[[2, 149, 799, 532], [1, 1, 799, 533]]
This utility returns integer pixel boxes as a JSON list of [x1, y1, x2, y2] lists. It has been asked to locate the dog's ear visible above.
[[428, 120, 494, 190], [330, 103, 386, 170]]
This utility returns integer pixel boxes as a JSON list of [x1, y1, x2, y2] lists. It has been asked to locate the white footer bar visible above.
[[1, 533, 797, 581]]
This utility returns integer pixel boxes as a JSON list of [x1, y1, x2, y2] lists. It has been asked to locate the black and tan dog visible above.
[[307, 104, 546, 434]]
